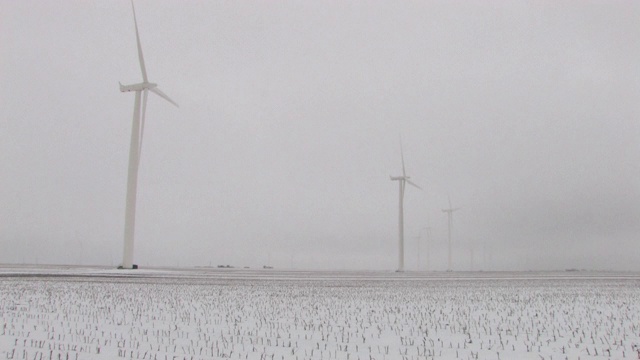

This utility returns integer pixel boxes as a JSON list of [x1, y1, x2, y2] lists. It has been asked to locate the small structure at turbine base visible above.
[[117, 264, 138, 270]]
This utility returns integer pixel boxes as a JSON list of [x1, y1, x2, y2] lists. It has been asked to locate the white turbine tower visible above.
[[390, 143, 421, 272], [442, 196, 460, 272], [119, 0, 178, 269]]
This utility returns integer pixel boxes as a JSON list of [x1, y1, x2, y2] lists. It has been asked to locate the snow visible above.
[[1, 266, 639, 359]]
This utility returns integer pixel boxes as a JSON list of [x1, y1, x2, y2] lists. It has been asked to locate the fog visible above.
[[1, 0, 638, 271]]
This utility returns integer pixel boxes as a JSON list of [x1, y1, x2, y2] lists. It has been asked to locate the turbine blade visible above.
[[150, 87, 179, 108], [448, 195, 452, 210], [406, 179, 422, 190], [131, 0, 148, 82], [138, 89, 148, 160]]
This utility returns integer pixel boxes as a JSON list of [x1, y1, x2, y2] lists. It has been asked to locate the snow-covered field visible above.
[[1, 266, 639, 359]]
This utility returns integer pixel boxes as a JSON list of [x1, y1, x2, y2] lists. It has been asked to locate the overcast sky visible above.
[[1, 0, 638, 271]]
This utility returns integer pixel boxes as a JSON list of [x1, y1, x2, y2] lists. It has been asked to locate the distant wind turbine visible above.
[[419, 226, 431, 271], [442, 196, 460, 272], [414, 235, 421, 270], [119, 0, 178, 269], [390, 143, 422, 272]]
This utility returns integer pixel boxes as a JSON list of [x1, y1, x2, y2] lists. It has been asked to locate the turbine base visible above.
[[117, 264, 139, 270]]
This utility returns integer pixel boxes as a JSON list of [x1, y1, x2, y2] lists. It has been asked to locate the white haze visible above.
[[1, 0, 639, 270]]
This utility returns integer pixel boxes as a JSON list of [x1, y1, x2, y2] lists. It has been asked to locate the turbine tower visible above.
[[442, 196, 460, 272], [390, 143, 421, 272], [119, 0, 178, 269]]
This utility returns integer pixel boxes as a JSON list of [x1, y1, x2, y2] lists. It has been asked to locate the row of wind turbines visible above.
[[116, 1, 461, 271], [389, 144, 460, 272]]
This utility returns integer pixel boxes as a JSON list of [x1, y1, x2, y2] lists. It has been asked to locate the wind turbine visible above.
[[119, 0, 178, 269], [442, 195, 460, 272], [390, 143, 422, 272]]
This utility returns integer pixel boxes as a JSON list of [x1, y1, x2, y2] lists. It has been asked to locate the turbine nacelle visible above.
[[390, 175, 409, 181], [119, 82, 179, 108], [119, 81, 157, 92], [391, 175, 422, 190]]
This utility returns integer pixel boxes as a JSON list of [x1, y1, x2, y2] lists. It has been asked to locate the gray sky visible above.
[[1, 0, 639, 271]]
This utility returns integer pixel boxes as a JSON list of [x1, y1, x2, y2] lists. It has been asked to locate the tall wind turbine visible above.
[[119, 0, 178, 269], [390, 143, 421, 272], [442, 196, 460, 272]]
